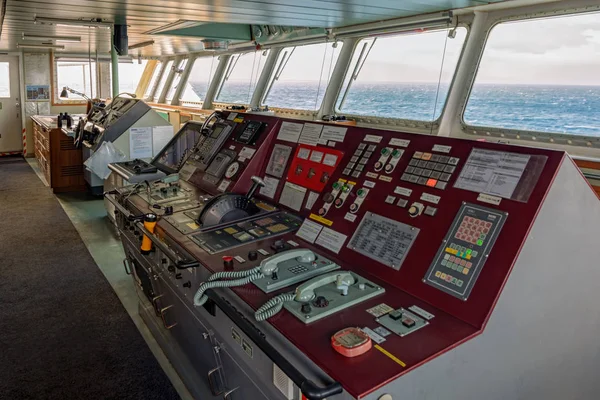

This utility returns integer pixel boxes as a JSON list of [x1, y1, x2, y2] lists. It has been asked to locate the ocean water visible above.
[[186, 80, 600, 136]]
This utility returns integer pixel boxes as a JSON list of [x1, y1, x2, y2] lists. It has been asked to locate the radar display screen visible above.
[[348, 212, 419, 270]]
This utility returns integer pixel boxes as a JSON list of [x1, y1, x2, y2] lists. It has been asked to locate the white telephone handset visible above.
[[260, 249, 316, 276], [295, 271, 355, 303]]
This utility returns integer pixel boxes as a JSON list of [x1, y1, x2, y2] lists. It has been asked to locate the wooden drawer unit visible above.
[[32, 117, 86, 193]]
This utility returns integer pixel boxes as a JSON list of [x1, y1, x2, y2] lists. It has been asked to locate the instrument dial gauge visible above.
[[225, 162, 240, 179]]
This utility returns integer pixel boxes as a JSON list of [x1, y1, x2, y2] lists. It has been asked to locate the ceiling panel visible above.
[[0, 0, 508, 56]]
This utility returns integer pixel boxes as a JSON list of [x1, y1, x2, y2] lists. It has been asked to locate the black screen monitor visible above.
[[151, 121, 204, 174]]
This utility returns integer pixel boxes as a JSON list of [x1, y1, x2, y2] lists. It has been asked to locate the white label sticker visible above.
[[239, 147, 256, 160], [344, 212, 357, 222], [315, 227, 348, 254], [379, 176, 393, 182], [322, 153, 338, 167], [477, 193, 502, 205], [234, 255, 246, 263], [408, 305, 435, 320], [257, 249, 270, 256], [394, 186, 412, 197], [373, 326, 392, 337], [321, 125, 348, 142], [420, 192, 441, 205], [362, 327, 386, 344], [366, 172, 379, 179], [238, 157, 247, 163], [277, 121, 303, 143], [218, 179, 231, 192], [279, 182, 307, 211], [287, 240, 300, 247], [364, 135, 383, 143], [327, 141, 336, 147], [364, 180, 376, 188], [305, 191, 319, 210], [309, 150, 324, 163], [227, 112, 238, 121], [297, 147, 311, 160], [390, 138, 410, 148], [259, 176, 279, 199], [433, 144, 452, 153], [454, 148, 531, 199], [385, 195, 396, 204], [299, 123, 324, 146], [229, 145, 236, 150], [296, 219, 324, 244]]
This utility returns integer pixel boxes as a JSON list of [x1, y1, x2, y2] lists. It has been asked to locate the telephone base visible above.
[[284, 272, 385, 324], [253, 254, 340, 294]]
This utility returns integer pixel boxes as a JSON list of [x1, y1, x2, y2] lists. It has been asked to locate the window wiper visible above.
[[338, 38, 377, 110], [263, 47, 296, 103], [215, 53, 243, 99]]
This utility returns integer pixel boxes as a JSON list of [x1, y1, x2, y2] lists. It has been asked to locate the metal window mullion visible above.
[[171, 56, 196, 106], [203, 54, 232, 110], [158, 57, 182, 104]]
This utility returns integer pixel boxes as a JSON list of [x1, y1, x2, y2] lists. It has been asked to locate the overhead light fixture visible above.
[[22, 34, 81, 42], [129, 40, 154, 50], [34, 16, 112, 29], [17, 43, 65, 50]]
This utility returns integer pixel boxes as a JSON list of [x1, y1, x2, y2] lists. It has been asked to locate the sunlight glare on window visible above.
[[144, 61, 162, 99], [0, 62, 10, 97], [154, 60, 174, 101], [56, 61, 98, 100], [181, 56, 217, 104], [119, 60, 148, 94]]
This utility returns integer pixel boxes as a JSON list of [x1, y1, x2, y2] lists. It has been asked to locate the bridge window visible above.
[[144, 61, 162, 99], [118, 60, 148, 95], [56, 60, 98, 100], [0, 62, 10, 97], [262, 42, 343, 110], [464, 12, 600, 136], [336, 27, 467, 121], [166, 59, 189, 102], [216, 51, 269, 104], [181, 56, 217, 105], [153, 60, 174, 101]]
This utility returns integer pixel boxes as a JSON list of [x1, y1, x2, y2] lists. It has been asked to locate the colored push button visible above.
[[381, 147, 391, 156], [421, 153, 432, 161], [457, 280, 464, 287], [389, 310, 403, 321], [357, 188, 367, 198], [463, 268, 469, 275], [426, 178, 437, 187], [392, 149, 402, 158], [446, 247, 458, 255], [332, 182, 341, 190], [402, 317, 416, 328], [342, 184, 351, 193], [435, 271, 441, 278], [477, 239, 484, 246]]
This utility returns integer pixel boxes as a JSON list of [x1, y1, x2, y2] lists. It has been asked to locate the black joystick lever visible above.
[[245, 176, 265, 200]]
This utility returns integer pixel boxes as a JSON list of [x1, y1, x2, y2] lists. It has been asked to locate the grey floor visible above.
[[26, 158, 193, 400]]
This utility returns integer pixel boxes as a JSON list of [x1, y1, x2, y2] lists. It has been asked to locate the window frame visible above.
[[460, 11, 600, 146], [179, 55, 218, 107], [144, 60, 164, 101], [214, 50, 268, 106], [332, 25, 470, 129], [153, 59, 175, 102], [52, 57, 100, 105], [260, 41, 343, 112]]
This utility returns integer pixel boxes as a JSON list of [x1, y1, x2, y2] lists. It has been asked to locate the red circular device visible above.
[[331, 328, 372, 358]]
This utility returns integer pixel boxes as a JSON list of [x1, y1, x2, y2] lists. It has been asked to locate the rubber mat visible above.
[[0, 158, 180, 400]]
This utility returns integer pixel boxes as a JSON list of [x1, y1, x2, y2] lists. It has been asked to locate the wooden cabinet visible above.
[[32, 117, 86, 193]]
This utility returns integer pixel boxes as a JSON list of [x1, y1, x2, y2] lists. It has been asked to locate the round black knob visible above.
[[323, 193, 335, 204], [301, 303, 312, 314], [183, 281, 191, 288], [314, 296, 329, 308], [248, 250, 258, 261], [175, 273, 182, 280], [161, 258, 167, 264], [167, 265, 175, 273]]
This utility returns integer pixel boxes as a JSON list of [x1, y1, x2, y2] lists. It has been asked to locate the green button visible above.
[[392, 149, 401, 158], [466, 249, 472, 255], [357, 189, 366, 197], [441, 260, 447, 266], [381, 148, 390, 156], [333, 182, 341, 190], [342, 184, 350, 193], [477, 240, 484, 246]]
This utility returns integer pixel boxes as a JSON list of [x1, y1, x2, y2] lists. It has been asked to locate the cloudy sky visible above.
[[237, 11, 600, 86]]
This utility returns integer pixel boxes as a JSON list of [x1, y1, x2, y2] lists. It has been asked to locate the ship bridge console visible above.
[[107, 111, 599, 400]]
